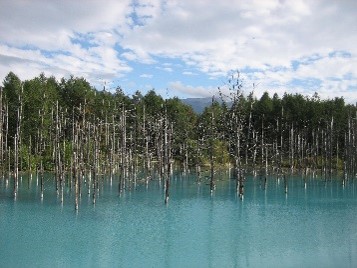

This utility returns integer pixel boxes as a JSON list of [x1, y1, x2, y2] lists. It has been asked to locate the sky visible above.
[[0, 0, 356, 102]]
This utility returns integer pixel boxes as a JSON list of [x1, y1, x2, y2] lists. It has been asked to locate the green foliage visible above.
[[2, 72, 22, 142], [1, 71, 356, 172], [22, 74, 59, 147], [59, 76, 94, 110], [143, 89, 164, 116], [213, 140, 230, 166]]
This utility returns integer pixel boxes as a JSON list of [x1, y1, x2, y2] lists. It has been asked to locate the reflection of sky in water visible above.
[[0, 173, 356, 267]]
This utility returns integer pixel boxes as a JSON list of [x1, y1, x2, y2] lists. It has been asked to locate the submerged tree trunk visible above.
[[14, 134, 18, 198], [163, 106, 172, 204]]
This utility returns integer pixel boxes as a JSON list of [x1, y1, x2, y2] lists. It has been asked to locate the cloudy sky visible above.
[[0, 0, 356, 102]]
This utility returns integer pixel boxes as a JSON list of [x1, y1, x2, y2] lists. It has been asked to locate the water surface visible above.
[[0, 173, 356, 267]]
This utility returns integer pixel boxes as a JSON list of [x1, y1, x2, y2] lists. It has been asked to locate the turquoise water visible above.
[[1, 173, 356, 267]]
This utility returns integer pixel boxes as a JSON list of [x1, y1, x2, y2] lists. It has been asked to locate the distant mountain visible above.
[[181, 97, 230, 114], [181, 97, 213, 114]]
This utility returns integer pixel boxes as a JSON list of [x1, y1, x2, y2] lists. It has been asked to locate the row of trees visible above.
[[1, 71, 356, 201]]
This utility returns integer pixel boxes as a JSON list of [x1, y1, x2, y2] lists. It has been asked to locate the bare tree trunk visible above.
[[74, 151, 79, 210], [235, 116, 241, 193], [209, 97, 215, 193], [245, 102, 253, 170], [55, 101, 61, 193], [14, 134, 18, 198], [40, 160, 44, 199], [119, 107, 127, 192], [184, 140, 189, 175], [323, 128, 328, 181], [164, 111, 170, 204], [0, 87, 3, 178], [4, 103, 9, 180], [143, 105, 151, 178], [329, 117, 334, 179], [93, 124, 99, 203], [261, 117, 264, 177], [14, 85, 23, 197], [280, 107, 284, 177], [110, 114, 115, 182], [251, 130, 257, 176], [290, 124, 294, 174]]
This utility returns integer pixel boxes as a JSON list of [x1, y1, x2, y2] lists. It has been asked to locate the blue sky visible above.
[[0, 0, 356, 102]]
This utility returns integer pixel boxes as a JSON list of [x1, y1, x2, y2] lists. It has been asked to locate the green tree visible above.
[[2, 72, 22, 143], [143, 89, 164, 116], [22, 73, 59, 148]]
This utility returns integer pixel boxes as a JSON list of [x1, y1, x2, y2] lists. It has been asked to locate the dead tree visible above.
[[209, 96, 216, 193], [164, 106, 171, 203], [0, 87, 3, 178]]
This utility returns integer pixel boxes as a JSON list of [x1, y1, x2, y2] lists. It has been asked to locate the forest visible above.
[[1, 71, 356, 203]]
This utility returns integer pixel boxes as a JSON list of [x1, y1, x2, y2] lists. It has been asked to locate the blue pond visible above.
[[0, 173, 356, 267]]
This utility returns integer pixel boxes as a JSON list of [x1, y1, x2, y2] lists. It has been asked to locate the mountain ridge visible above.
[[181, 97, 229, 114]]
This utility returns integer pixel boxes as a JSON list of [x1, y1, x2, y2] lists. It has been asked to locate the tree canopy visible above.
[[0, 72, 356, 179]]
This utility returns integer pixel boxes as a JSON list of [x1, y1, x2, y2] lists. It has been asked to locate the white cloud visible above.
[[0, 0, 356, 103], [0, 42, 132, 87], [0, 0, 132, 85], [140, 74, 153, 78], [168, 81, 216, 98], [121, 0, 357, 102], [162, 67, 173, 72], [0, 0, 132, 49], [183, 71, 197, 76]]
